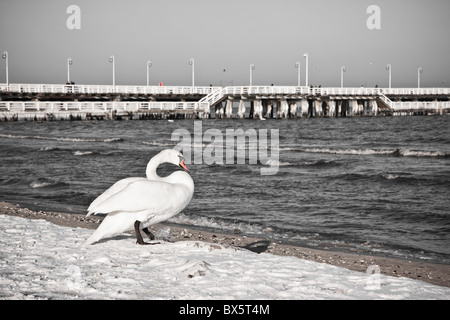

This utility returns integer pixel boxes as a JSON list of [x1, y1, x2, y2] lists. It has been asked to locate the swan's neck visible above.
[[145, 153, 194, 194], [146, 154, 164, 181]]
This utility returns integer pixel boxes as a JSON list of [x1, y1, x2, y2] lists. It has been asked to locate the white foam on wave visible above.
[[29, 178, 59, 189], [39, 146, 58, 151], [0, 133, 122, 143], [305, 147, 393, 156], [168, 212, 268, 237], [142, 140, 177, 147], [281, 146, 449, 158], [262, 159, 292, 167], [401, 149, 449, 158], [383, 174, 400, 180], [73, 151, 93, 156]]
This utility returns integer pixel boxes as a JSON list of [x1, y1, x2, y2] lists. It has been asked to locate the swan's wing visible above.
[[90, 180, 191, 216], [87, 177, 145, 216]]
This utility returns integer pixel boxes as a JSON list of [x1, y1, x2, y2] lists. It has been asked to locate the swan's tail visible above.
[[83, 228, 104, 246], [82, 215, 116, 246], [82, 212, 135, 246]]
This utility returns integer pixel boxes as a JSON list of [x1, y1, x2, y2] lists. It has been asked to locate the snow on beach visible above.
[[1, 214, 449, 300]]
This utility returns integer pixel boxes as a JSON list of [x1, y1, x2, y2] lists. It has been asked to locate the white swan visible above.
[[84, 149, 194, 245]]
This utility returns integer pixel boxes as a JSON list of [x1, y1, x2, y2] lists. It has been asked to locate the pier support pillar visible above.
[[370, 100, 378, 116], [237, 100, 246, 118], [342, 100, 349, 117], [278, 99, 289, 118], [300, 99, 308, 117], [328, 100, 336, 117], [336, 101, 342, 117], [312, 100, 319, 117], [350, 100, 358, 117], [289, 101, 298, 118], [252, 100, 263, 119], [307, 100, 314, 117], [357, 100, 364, 116], [265, 100, 273, 118], [215, 102, 224, 119], [262, 100, 268, 118], [225, 99, 233, 118]]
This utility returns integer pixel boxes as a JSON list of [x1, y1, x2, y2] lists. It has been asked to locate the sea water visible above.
[[0, 116, 449, 264]]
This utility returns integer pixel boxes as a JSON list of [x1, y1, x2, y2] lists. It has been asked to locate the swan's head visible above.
[[159, 149, 189, 172]]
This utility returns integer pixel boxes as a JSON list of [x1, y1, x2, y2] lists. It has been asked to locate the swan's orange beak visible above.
[[179, 159, 189, 172]]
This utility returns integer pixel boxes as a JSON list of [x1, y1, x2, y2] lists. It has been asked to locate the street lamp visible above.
[[188, 58, 195, 87], [2, 51, 8, 90], [418, 67, 423, 88], [386, 64, 392, 89], [249, 64, 255, 86], [295, 62, 301, 87], [67, 58, 73, 84], [368, 62, 374, 87], [109, 55, 115, 87], [303, 53, 309, 86], [341, 66, 346, 88], [146, 60, 152, 86]]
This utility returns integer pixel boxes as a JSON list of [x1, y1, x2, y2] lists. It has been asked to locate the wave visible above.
[[167, 212, 270, 237], [400, 149, 450, 158], [262, 159, 293, 167], [281, 146, 450, 158], [302, 159, 341, 167], [329, 172, 449, 187], [37, 146, 117, 157], [0, 133, 123, 143], [29, 178, 65, 189], [142, 140, 177, 147], [144, 140, 279, 152], [73, 151, 94, 156], [382, 173, 401, 180]]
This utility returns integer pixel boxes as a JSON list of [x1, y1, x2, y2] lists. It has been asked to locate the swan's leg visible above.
[[134, 220, 158, 245], [142, 227, 155, 240]]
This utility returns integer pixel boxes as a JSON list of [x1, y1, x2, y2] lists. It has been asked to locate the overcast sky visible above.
[[1, 0, 449, 87]]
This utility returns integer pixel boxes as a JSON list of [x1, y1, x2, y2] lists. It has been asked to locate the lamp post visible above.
[[368, 62, 374, 87], [249, 64, 255, 86], [295, 62, 301, 87], [341, 66, 346, 88], [386, 64, 392, 89], [303, 53, 309, 86], [109, 55, 115, 87], [188, 58, 195, 87], [418, 67, 423, 88], [67, 58, 73, 84], [146, 60, 152, 86], [2, 51, 8, 90]]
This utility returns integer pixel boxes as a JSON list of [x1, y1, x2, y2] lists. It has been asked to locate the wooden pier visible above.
[[1, 84, 449, 120]]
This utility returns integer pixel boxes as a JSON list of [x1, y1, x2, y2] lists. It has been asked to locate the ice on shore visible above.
[[1, 214, 449, 300]]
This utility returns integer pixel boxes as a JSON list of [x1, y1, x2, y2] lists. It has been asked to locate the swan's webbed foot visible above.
[[142, 227, 156, 240], [134, 220, 159, 245]]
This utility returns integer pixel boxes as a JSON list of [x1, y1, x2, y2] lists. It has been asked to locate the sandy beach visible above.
[[1, 201, 449, 290]]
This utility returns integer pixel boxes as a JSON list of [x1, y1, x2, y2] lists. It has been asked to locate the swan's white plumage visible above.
[[84, 149, 194, 245], [86, 177, 144, 216]]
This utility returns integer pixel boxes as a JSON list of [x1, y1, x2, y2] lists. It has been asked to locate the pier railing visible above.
[[1, 83, 449, 96], [0, 101, 210, 114], [391, 101, 450, 112], [0, 84, 216, 95]]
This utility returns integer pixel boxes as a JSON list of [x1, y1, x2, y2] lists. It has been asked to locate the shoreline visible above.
[[1, 201, 449, 288]]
